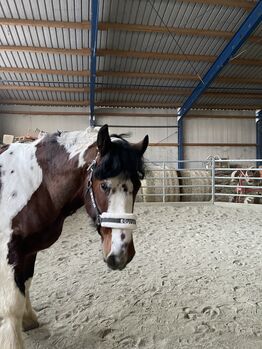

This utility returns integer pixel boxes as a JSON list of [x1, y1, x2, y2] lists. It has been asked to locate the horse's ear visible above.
[[132, 135, 149, 156], [97, 124, 111, 156]]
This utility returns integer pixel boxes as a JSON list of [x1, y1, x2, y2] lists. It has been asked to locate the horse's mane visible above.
[[94, 134, 146, 182]]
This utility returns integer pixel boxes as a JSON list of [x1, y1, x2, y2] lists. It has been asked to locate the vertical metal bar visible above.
[[90, 0, 99, 127], [178, 1, 262, 119], [163, 162, 166, 203], [177, 116, 184, 169], [256, 110, 262, 167], [211, 157, 215, 204]]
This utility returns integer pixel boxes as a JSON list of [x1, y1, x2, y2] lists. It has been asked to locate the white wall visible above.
[[0, 105, 89, 135], [96, 108, 177, 162], [0, 105, 256, 164], [184, 109, 256, 163]]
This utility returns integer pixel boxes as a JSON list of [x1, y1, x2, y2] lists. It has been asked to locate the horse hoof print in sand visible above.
[[0, 124, 148, 349]]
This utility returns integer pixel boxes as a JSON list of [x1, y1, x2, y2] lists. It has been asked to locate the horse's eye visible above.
[[100, 182, 109, 192]]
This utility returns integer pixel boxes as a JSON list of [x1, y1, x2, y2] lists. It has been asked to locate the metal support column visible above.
[[256, 110, 262, 167], [89, 0, 99, 127], [178, 1, 262, 119], [177, 116, 184, 169]]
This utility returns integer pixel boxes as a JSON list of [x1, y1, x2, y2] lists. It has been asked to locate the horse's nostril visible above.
[[107, 254, 118, 269]]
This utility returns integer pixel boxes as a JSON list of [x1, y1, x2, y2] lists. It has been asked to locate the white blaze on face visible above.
[[107, 176, 134, 256]]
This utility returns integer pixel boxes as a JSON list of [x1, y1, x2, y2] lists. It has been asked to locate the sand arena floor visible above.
[[24, 203, 262, 349]]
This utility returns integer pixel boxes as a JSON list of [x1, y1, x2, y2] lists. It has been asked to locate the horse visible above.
[[0, 124, 149, 349], [230, 167, 262, 203]]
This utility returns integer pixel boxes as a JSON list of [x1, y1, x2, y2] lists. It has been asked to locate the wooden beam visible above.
[[0, 45, 90, 56], [186, 114, 255, 119], [0, 18, 90, 30], [184, 143, 256, 146], [98, 49, 214, 62], [96, 87, 190, 96], [149, 143, 178, 147], [1, 17, 259, 44], [0, 110, 253, 118], [0, 85, 87, 93], [0, 66, 90, 77], [0, 110, 88, 116], [0, 45, 259, 65], [0, 99, 89, 106], [97, 71, 262, 85], [96, 87, 262, 99], [176, 0, 253, 10], [149, 143, 256, 147], [1, 67, 260, 86], [97, 49, 262, 66], [95, 111, 254, 119], [0, 84, 262, 99], [99, 23, 261, 44], [96, 101, 179, 108], [195, 104, 259, 110], [97, 100, 259, 110], [96, 112, 176, 117]]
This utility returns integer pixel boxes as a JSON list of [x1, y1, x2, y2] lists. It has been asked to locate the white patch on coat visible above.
[[0, 141, 43, 254], [0, 140, 43, 349], [0, 261, 25, 349], [107, 177, 134, 256], [22, 279, 38, 331], [57, 128, 98, 167]]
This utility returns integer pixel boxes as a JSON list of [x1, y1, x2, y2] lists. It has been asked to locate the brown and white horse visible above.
[[230, 167, 262, 203], [0, 124, 148, 349]]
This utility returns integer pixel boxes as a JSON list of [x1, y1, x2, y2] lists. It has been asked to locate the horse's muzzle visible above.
[[106, 248, 135, 270], [106, 254, 126, 270]]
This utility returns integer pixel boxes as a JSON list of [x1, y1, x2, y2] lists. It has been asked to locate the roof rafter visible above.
[[0, 67, 261, 86], [96, 87, 261, 99], [0, 45, 90, 55], [0, 18, 90, 29], [177, 0, 254, 10], [97, 49, 262, 66], [0, 99, 89, 106], [0, 67, 89, 77], [0, 85, 87, 93], [0, 47, 260, 66], [2, 18, 260, 44], [99, 23, 261, 44]]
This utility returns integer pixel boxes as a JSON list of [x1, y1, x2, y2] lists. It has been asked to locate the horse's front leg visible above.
[[22, 253, 39, 331], [0, 260, 25, 349]]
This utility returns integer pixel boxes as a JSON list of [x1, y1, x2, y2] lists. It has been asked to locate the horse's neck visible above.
[[38, 133, 95, 210]]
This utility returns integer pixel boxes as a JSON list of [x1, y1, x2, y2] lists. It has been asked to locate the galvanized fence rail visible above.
[[137, 159, 262, 204]]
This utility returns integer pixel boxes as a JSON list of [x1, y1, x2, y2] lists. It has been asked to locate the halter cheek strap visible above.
[[86, 155, 137, 230]]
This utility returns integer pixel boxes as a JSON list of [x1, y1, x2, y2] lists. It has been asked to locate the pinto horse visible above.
[[0, 124, 148, 349]]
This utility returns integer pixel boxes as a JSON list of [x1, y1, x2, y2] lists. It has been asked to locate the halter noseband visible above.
[[86, 154, 137, 230]]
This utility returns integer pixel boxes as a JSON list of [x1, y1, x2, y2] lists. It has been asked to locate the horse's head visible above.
[[244, 167, 260, 185], [84, 125, 148, 270]]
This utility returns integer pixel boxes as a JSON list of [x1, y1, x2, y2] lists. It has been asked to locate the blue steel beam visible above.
[[89, 0, 99, 127], [256, 110, 262, 167], [177, 118, 184, 169], [178, 1, 262, 120]]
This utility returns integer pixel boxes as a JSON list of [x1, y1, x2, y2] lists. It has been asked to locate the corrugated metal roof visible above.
[[0, 0, 261, 109]]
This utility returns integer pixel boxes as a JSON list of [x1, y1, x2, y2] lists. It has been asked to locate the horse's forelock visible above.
[[94, 140, 145, 181]]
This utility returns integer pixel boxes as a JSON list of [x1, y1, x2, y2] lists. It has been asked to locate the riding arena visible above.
[[0, 1, 261, 349]]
